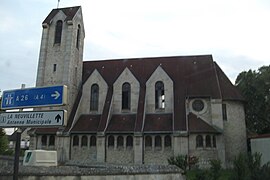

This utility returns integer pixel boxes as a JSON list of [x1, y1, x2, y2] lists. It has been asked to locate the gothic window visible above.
[[49, 135, 55, 146], [155, 81, 165, 109], [90, 136, 96, 147], [76, 25, 81, 49], [196, 135, 203, 148], [122, 82, 131, 110], [41, 135, 47, 146], [81, 136, 88, 147], [73, 135, 79, 146], [213, 135, 217, 148], [126, 136, 133, 147], [108, 135, 114, 147], [90, 84, 99, 111], [155, 136, 162, 149], [54, 20, 63, 44], [164, 135, 172, 148], [222, 104, 227, 121], [145, 136, 152, 148], [117, 136, 124, 148], [206, 135, 211, 147]]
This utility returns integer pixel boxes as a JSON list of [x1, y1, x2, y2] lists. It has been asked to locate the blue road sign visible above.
[[1, 85, 67, 109]]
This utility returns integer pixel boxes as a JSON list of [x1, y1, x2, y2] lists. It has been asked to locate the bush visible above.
[[231, 152, 270, 180], [209, 159, 222, 180], [168, 155, 188, 173]]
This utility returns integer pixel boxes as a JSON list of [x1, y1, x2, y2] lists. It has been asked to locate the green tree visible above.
[[235, 65, 270, 134], [0, 97, 9, 154]]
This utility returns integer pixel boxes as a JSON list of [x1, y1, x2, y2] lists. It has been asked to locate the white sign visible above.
[[0, 110, 67, 128]]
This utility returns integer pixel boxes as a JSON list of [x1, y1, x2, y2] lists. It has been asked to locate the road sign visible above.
[[0, 110, 67, 128], [1, 85, 67, 109]]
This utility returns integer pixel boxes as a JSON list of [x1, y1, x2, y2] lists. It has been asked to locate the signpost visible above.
[[1, 85, 67, 109], [0, 85, 68, 180], [0, 110, 67, 127]]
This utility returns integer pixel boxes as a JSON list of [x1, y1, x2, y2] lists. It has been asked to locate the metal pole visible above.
[[13, 129, 21, 180], [13, 84, 25, 180]]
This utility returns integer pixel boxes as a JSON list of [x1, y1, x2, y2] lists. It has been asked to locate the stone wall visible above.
[[223, 101, 247, 167], [144, 148, 173, 164], [106, 147, 134, 164], [0, 164, 185, 180]]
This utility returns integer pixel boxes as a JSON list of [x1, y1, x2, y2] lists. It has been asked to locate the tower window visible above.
[[54, 20, 63, 44], [90, 84, 99, 111], [122, 82, 131, 110], [155, 81, 165, 109], [222, 104, 227, 121], [53, 64, 57, 72], [76, 25, 81, 49]]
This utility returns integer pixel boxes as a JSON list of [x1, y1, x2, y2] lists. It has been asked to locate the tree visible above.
[[0, 96, 9, 154], [235, 65, 270, 134]]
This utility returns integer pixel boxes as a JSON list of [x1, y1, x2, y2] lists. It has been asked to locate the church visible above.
[[29, 6, 247, 167]]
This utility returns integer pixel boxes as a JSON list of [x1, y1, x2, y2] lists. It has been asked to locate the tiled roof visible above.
[[143, 114, 173, 132], [188, 113, 220, 133], [35, 128, 58, 134], [70, 114, 101, 133], [43, 6, 81, 24], [106, 114, 136, 132], [80, 55, 243, 132]]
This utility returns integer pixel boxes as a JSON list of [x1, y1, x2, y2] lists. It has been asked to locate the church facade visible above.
[[29, 6, 247, 167]]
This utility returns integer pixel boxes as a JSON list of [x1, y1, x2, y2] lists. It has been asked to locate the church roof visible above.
[[43, 6, 81, 24], [188, 113, 220, 133], [35, 55, 243, 135]]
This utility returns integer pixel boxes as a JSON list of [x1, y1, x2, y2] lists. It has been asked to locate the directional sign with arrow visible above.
[[1, 85, 67, 109], [0, 110, 67, 127]]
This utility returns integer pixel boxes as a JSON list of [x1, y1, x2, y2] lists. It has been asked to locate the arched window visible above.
[[90, 136, 96, 147], [73, 135, 79, 146], [155, 136, 162, 149], [126, 136, 133, 147], [108, 135, 114, 147], [213, 135, 216, 148], [117, 136, 124, 148], [49, 135, 55, 146], [41, 135, 47, 146], [155, 81, 165, 109], [81, 136, 88, 147], [90, 84, 99, 111], [54, 20, 63, 44], [164, 135, 172, 148], [122, 82, 131, 110], [145, 136, 152, 148], [206, 135, 211, 147], [76, 24, 81, 49], [196, 135, 203, 148]]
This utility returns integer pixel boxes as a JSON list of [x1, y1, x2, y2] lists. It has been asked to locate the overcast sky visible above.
[[1, 0, 270, 93]]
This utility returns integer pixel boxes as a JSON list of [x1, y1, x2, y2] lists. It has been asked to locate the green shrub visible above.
[[209, 159, 222, 180], [168, 155, 188, 173]]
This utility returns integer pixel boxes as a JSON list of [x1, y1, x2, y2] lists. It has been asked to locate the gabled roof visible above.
[[80, 55, 243, 132], [188, 113, 220, 133], [43, 6, 81, 24]]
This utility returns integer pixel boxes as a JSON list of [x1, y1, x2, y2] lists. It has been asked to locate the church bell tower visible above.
[[36, 6, 85, 117]]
